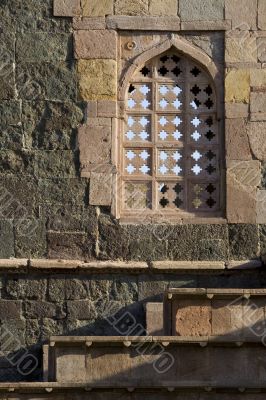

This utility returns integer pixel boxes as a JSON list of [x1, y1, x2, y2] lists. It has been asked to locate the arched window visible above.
[[118, 47, 223, 222]]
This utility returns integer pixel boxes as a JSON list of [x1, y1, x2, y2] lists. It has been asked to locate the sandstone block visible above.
[[149, 0, 177, 16], [258, 38, 266, 62], [227, 165, 258, 223], [225, 0, 257, 30], [258, 0, 266, 30], [78, 123, 111, 166], [257, 190, 266, 223], [74, 30, 117, 60], [86, 101, 97, 118], [227, 160, 261, 187], [179, 0, 224, 21], [247, 122, 266, 161], [107, 15, 181, 30], [225, 103, 249, 118], [225, 118, 251, 160], [145, 302, 164, 335], [115, 0, 149, 15], [97, 100, 117, 117], [212, 299, 243, 336], [225, 34, 257, 63], [174, 299, 211, 336], [81, 0, 114, 16], [225, 69, 250, 103], [77, 59, 117, 101], [89, 172, 113, 206], [250, 92, 266, 116], [251, 69, 266, 87], [73, 17, 106, 30], [54, 0, 81, 16]]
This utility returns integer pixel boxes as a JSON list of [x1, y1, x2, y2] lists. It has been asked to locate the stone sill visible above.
[[166, 287, 266, 298], [0, 259, 262, 272], [49, 335, 266, 346]]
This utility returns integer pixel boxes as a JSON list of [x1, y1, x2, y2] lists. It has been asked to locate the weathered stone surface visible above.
[[0, 64, 15, 100], [227, 177, 257, 224], [34, 150, 78, 178], [49, 278, 88, 301], [38, 178, 88, 205], [78, 59, 117, 101], [0, 150, 34, 175], [183, 32, 224, 63], [0, 300, 22, 320], [74, 30, 117, 60], [225, 103, 249, 118], [229, 224, 259, 260], [54, 0, 81, 16], [6, 278, 47, 300], [225, 34, 257, 63], [145, 302, 164, 335], [247, 122, 266, 161], [78, 124, 111, 166], [0, 220, 15, 258], [225, 69, 250, 103], [14, 219, 47, 258], [90, 172, 113, 206], [258, 38, 266, 62], [179, 0, 224, 21], [174, 299, 211, 336], [226, 118, 251, 160], [22, 101, 84, 150], [97, 100, 117, 117], [25, 301, 57, 319], [17, 62, 76, 101], [73, 17, 106, 30], [107, 15, 181, 30], [257, 190, 266, 223], [212, 299, 243, 336], [251, 69, 266, 87], [81, 0, 114, 16], [149, 0, 177, 16], [0, 101, 21, 126], [258, 0, 266, 30], [67, 300, 97, 319], [0, 127, 23, 150], [250, 92, 266, 117], [16, 33, 71, 62], [47, 232, 95, 260], [225, 0, 257, 30], [115, 0, 149, 15]]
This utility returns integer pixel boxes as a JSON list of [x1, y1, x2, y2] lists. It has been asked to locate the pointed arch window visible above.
[[118, 47, 223, 222]]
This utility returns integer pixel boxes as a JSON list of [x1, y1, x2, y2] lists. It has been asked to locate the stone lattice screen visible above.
[[121, 49, 221, 219]]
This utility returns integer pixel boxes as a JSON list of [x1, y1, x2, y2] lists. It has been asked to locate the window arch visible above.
[[118, 45, 223, 222]]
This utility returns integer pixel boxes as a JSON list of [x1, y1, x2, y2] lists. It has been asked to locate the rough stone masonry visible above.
[[0, 0, 266, 388]]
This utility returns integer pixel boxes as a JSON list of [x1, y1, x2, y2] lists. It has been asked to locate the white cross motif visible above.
[[159, 165, 169, 175], [159, 99, 168, 109], [172, 151, 182, 162], [139, 164, 150, 174], [191, 117, 201, 127], [126, 130, 135, 141], [139, 116, 149, 127], [139, 131, 149, 141], [192, 150, 202, 161], [172, 86, 182, 96], [172, 99, 182, 109], [191, 164, 202, 175], [139, 85, 150, 95], [190, 100, 198, 110], [159, 116, 168, 127], [128, 98, 136, 109], [127, 116, 135, 127], [160, 151, 168, 161], [173, 130, 183, 141], [126, 164, 136, 174], [141, 99, 151, 109], [191, 131, 201, 141], [172, 165, 182, 175], [159, 130, 168, 140], [140, 150, 150, 160], [126, 150, 136, 160], [172, 116, 182, 126], [159, 85, 169, 95]]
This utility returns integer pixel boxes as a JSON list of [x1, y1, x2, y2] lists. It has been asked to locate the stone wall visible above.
[[1, 0, 266, 384]]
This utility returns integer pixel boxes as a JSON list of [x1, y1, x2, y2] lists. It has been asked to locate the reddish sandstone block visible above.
[[173, 299, 211, 337], [74, 30, 117, 60]]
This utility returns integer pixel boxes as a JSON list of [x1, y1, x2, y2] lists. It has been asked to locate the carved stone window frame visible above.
[[115, 36, 225, 223]]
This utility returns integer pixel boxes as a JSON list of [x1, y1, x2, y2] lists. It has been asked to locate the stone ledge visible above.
[[181, 20, 232, 30], [0, 259, 261, 272], [106, 16, 181, 30]]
